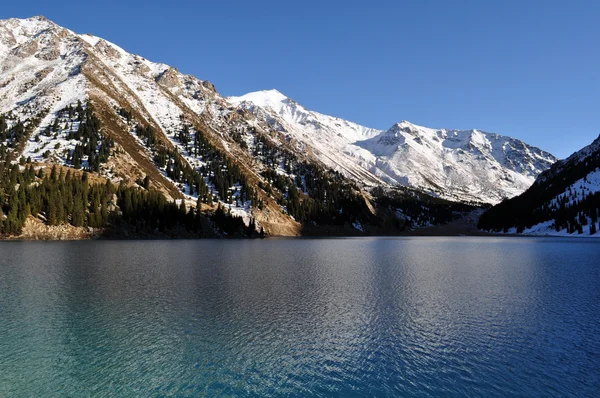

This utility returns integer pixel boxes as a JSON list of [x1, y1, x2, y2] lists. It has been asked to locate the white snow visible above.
[[228, 91, 557, 204], [548, 168, 600, 209], [0, 15, 560, 226], [228, 90, 388, 188], [490, 167, 600, 238], [519, 219, 600, 238], [521, 168, 600, 238]]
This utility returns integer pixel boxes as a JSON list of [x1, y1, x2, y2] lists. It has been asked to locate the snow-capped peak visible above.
[[230, 90, 557, 204], [0, 15, 558, 207], [228, 89, 381, 142], [229, 89, 288, 108], [0, 16, 63, 46]]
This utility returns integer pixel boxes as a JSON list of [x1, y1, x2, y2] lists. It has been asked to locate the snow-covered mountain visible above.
[[0, 16, 560, 237], [0, 16, 305, 235], [479, 135, 600, 236], [229, 90, 557, 204], [2, 16, 459, 236], [228, 90, 385, 186]]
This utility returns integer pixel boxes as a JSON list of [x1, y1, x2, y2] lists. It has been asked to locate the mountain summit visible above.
[[229, 90, 557, 204], [0, 16, 304, 235], [0, 17, 559, 237]]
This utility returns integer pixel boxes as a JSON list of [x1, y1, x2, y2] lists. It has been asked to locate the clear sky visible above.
[[2, 0, 599, 158]]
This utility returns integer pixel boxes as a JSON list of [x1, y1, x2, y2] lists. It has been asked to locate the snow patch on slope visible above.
[[548, 168, 600, 208], [503, 220, 600, 238]]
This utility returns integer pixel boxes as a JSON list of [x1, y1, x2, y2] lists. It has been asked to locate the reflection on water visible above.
[[0, 238, 599, 396]]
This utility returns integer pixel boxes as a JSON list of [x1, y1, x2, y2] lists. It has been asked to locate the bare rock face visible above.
[[202, 80, 216, 93], [134, 62, 151, 76], [36, 35, 61, 61], [156, 67, 181, 89], [34, 66, 53, 81], [5, 27, 64, 61], [18, 216, 99, 240], [0, 26, 16, 47], [54, 26, 70, 39], [94, 39, 121, 60], [10, 39, 38, 58]]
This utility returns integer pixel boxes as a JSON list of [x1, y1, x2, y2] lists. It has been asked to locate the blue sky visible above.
[[2, 0, 599, 158]]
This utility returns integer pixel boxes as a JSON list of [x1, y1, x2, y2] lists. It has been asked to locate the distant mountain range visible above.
[[230, 90, 556, 204], [0, 16, 570, 237]]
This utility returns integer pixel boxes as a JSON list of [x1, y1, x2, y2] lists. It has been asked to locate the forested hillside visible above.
[[478, 136, 600, 236], [0, 16, 491, 238]]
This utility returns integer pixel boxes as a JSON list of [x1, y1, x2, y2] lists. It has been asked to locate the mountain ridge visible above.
[[229, 90, 557, 204], [0, 16, 305, 236], [0, 16, 560, 238]]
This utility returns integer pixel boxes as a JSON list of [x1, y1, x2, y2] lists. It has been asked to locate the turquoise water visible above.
[[0, 237, 599, 397]]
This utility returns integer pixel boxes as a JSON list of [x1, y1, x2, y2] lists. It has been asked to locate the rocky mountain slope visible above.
[[0, 16, 558, 238], [478, 135, 600, 236], [229, 90, 557, 204], [0, 16, 479, 237], [0, 16, 310, 235]]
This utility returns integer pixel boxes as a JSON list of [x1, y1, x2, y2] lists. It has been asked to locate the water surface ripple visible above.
[[0, 237, 599, 396]]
